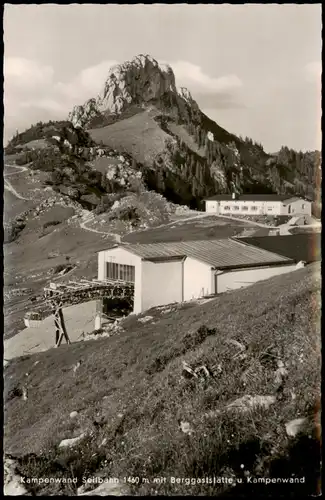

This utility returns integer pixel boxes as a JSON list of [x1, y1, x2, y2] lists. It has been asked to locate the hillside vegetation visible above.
[[5, 55, 321, 214], [4, 263, 321, 496]]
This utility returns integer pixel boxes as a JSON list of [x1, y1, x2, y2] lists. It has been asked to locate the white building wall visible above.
[[183, 257, 213, 300], [263, 201, 282, 215], [208, 199, 310, 216], [219, 200, 265, 215], [141, 260, 183, 311], [287, 199, 312, 216], [280, 203, 289, 216], [98, 247, 142, 313], [205, 200, 219, 214], [216, 263, 297, 293]]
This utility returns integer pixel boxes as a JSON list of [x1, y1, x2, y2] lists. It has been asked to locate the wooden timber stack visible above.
[[32, 279, 134, 319], [45, 279, 134, 303]]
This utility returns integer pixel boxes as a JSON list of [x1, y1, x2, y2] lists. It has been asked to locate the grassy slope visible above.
[[201, 112, 243, 148], [4, 263, 321, 496], [167, 121, 205, 157], [90, 156, 121, 175], [17, 138, 49, 150], [4, 218, 115, 338], [123, 215, 265, 244], [89, 110, 169, 164], [3, 190, 36, 224]]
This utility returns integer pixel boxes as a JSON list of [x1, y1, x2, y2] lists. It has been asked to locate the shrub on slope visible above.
[[104, 191, 172, 231], [4, 263, 321, 496]]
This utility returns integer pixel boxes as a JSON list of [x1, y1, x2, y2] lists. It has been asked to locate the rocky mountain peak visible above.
[[97, 54, 177, 114], [69, 54, 199, 128]]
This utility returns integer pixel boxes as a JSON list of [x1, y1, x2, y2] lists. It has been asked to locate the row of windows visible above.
[[223, 206, 259, 211], [106, 262, 135, 282]]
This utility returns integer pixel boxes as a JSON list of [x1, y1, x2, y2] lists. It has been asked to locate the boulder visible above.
[[226, 395, 276, 413], [180, 421, 194, 435], [4, 458, 28, 496], [58, 432, 86, 448], [285, 418, 306, 437]]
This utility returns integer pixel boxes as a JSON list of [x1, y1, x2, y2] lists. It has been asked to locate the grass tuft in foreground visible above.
[[4, 263, 321, 496]]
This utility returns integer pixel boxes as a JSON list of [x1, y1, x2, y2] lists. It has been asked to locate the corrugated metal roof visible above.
[[119, 239, 293, 269]]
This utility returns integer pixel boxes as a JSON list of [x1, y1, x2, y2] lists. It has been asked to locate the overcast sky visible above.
[[4, 4, 321, 152]]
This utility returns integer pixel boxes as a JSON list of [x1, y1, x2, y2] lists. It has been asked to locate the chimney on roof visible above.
[[232, 192, 236, 200]]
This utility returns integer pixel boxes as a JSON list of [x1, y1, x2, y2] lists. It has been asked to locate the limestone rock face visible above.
[[98, 55, 177, 113], [69, 98, 103, 129], [177, 86, 200, 112], [69, 54, 200, 128]]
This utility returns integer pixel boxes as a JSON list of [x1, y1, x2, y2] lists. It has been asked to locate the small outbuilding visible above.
[[98, 239, 297, 314]]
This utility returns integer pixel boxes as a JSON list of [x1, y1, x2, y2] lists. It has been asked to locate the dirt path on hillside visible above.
[[80, 210, 206, 242], [120, 212, 209, 242], [161, 212, 209, 227], [4, 178, 30, 201], [4, 164, 31, 201], [79, 213, 121, 242], [4, 164, 29, 176], [3, 162, 118, 239]]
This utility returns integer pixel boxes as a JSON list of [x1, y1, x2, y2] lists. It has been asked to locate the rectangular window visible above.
[[302, 204, 305, 209], [119, 265, 125, 281], [106, 263, 135, 282], [233, 206, 240, 211], [251, 206, 258, 211], [224, 206, 230, 210], [106, 261, 118, 280], [242, 206, 249, 211], [267, 207, 273, 211]]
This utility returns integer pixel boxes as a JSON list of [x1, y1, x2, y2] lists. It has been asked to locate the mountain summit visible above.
[[69, 54, 199, 128], [7, 54, 319, 213]]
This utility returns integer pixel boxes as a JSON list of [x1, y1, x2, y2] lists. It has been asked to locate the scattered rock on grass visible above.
[[138, 315, 153, 323], [226, 395, 276, 413], [22, 386, 28, 401], [4, 458, 28, 496], [72, 361, 82, 374], [274, 360, 288, 384], [225, 338, 246, 351], [285, 418, 306, 437], [70, 411, 78, 419], [180, 421, 194, 435], [58, 432, 86, 448]]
